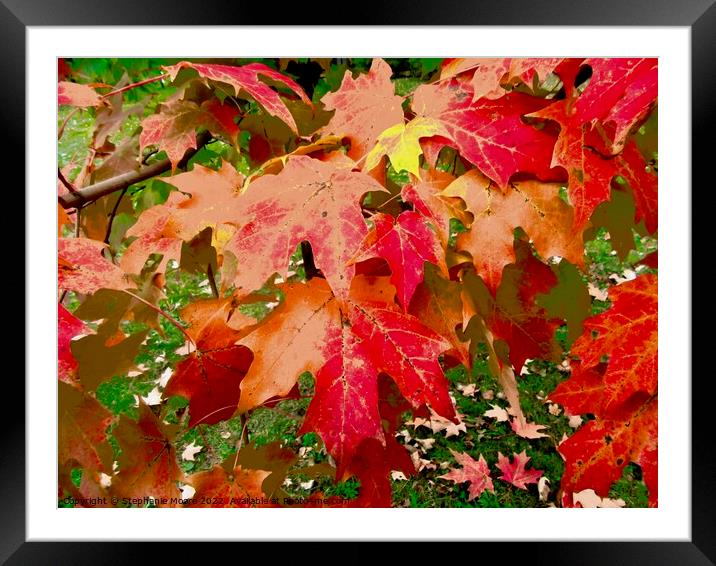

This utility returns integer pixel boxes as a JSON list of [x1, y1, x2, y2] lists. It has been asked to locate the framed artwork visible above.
[[12, 0, 711, 562]]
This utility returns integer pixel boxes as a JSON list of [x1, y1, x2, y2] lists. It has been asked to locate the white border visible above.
[[28, 26, 691, 541]]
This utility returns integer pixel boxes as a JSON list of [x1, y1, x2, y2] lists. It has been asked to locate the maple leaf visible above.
[[439, 449, 494, 500], [484, 404, 509, 422], [224, 156, 386, 298], [440, 58, 565, 101], [186, 465, 271, 507], [139, 99, 241, 171], [120, 161, 244, 275], [111, 402, 184, 505], [616, 141, 658, 233], [71, 320, 149, 392], [558, 395, 657, 507], [347, 437, 413, 507], [348, 299, 456, 421], [164, 61, 311, 133], [442, 171, 583, 293], [461, 240, 562, 374], [572, 489, 626, 508], [58, 304, 93, 386], [363, 117, 449, 178], [412, 77, 557, 188], [320, 58, 404, 161], [400, 168, 469, 247], [495, 451, 543, 489], [300, 323, 383, 478], [236, 273, 455, 474], [349, 211, 447, 310], [58, 237, 132, 294], [549, 364, 607, 417], [574, 58, 657, 153], [185, 442, 298, 508], [509, 419, 549, 440], [569, 274, 657, 416], [58, 81, 102, 107], [528, 99, 618, 229], [164, 296, 255, 427], [408, 264, 470, 367], [508, 58, 566, 88], [237, 279, 340, 412], [58, 384, 114, 498]]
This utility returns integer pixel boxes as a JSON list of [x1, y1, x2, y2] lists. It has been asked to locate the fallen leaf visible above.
[[439, 449, 494, 500], [484, 404, 509, 422], [495, 451, 543, 490]]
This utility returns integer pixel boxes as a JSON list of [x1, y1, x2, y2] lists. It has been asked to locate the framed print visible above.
[[11, 0, 712, 563]]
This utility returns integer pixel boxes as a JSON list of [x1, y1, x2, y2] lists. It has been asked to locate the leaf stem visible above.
[[121, 290, 195, 346], [100, 73, 169, 99], [103, 187, 127, 245], [207, 263, 219, 298]]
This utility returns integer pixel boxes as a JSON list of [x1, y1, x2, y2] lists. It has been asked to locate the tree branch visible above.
[[58, 132, 212, 210]]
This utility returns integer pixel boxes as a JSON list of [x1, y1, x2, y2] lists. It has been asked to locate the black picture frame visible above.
[[7, 1, 712, 563]]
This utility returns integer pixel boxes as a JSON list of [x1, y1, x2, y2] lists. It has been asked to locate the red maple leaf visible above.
[[164, 296, 255, 427], [550, 274, 658, 507], [400, 168, 468, 247], [495, 451, 543, 490], [574, 58, 657, 153], [529, 98, 618, 229], [559, 395, 657, 507], [569, 274, 657, 416], [349, 211, 447, 310], [110, 403, 184, 505], [616, 141, 658, 233], [164, 61, 311, 133], [412, 77, 557, 188], [58, 304, 93, 386], [439, 449, 495, 500], [300, 326, 383, 479]]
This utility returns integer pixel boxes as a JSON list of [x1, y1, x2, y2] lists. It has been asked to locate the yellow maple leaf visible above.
[[363, 117, 448, 179]]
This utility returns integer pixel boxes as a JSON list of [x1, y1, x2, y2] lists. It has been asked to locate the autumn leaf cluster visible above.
[[57, 57, 657, 508]]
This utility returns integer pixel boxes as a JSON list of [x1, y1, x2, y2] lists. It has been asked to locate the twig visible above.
[[74, 206, 82, 238], [100, 73, 169, 99], [121, 290, 194, 346], [58, 131, 212, 210], [58, 168, 80, 195], [207, 263, 219, 298], [57, 107, 80, 140], [232, 415, 251, 471], [103, 187, 127, 244]]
